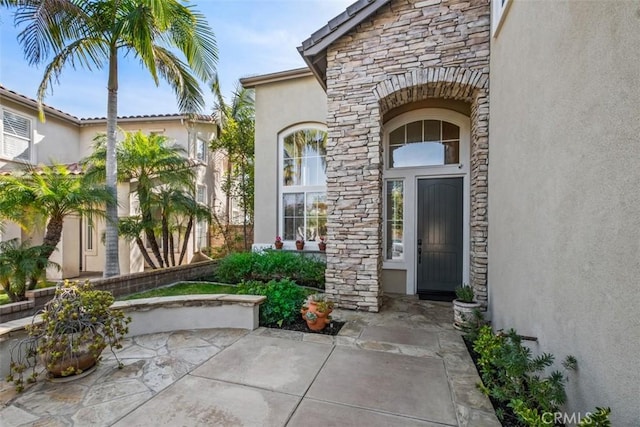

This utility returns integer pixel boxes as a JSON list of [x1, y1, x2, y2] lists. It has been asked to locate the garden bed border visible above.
[[0, 260, 217, 323]]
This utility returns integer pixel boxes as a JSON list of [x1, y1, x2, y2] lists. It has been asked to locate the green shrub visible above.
[[454, 285, 474, 302], [214, 250, 325, 288], [473, 325, 575, 424], [236, 279, 307, 326], [213, 251, 254, 283]]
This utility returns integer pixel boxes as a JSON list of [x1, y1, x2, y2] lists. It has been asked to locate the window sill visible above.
[[383, 261, 406, 270]]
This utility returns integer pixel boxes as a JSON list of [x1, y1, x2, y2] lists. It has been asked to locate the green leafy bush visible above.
[[473, 325, 576, 425], [213, 251, 254, 283], [236, 279, 307, 326], [214, 250, 325, 288]]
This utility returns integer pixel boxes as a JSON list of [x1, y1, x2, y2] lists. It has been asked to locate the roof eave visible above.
[[297, 0, 391, 90], [240, 67, 314, 88], [0, 87, 80, 125]]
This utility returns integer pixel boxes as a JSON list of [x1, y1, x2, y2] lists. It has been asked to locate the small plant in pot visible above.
[[295, 238, 305, 250], [317, 236, 327, 251], [274, 236, 283, 249], [301, 294, 334, 331], [453, 285, 481, 330], [6, 280, 131, 392]]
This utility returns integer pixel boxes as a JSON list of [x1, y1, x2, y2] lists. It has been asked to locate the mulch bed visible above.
[[263, 317, 345, 336]]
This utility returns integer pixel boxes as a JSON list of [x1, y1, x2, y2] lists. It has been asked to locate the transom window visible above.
[[388, 120, 459, 168], [1, 109, 31, 162], [281, 128, 327, 241]]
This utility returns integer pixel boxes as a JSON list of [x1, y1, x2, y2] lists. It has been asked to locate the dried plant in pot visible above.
[[6, 280, 131, 391], [301, 294, 334, 331]]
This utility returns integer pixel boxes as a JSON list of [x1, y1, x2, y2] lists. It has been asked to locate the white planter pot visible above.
[[453, 299, 481, 330]]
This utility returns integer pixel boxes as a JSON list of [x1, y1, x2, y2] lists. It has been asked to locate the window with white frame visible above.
[[195, 220, 208, 250], [492, 0, 512, 36], [385, 180, 404, 261], [196, 136, 208, 162], [1, 109, 31, 161], [85, 215, 95, 252], [280, 127, 327, 242], [388, 119, 460, 168], [196, 184, 207, 205]]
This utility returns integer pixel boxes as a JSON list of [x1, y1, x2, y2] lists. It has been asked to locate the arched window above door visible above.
[[388, 120, 460, 168]]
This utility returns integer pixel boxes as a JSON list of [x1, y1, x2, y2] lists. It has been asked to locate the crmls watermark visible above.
[[542, 412, 594, 425]]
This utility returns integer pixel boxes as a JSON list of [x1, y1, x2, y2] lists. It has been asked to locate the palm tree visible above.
[[0, 163, 114, 262], [84, 130, 199, 268], [3, 0, 217, 277], [211, 76, 255, 250], [0, 239, 59, 302]]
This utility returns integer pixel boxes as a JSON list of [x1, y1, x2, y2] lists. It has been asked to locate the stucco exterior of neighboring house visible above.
[[0, 85, 224, 278], [245, 0, 637, 423]]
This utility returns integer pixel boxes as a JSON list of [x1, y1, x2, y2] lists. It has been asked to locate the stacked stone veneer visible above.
[[324, 0, 490, 311]]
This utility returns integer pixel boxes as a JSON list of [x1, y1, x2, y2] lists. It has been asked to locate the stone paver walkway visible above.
[[0, 295, 499, 426]]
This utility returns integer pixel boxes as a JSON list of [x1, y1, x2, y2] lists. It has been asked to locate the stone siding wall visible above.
[[324, 0, 490, 310], [0, 261, 217, 323]]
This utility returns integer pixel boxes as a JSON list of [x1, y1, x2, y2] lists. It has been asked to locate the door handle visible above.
[[418, 247, 422, 264]]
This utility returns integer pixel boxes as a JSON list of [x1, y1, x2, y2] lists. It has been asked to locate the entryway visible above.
[[417, 177, 463, 300]]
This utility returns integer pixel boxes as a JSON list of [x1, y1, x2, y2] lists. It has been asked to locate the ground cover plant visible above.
[[214, 250, 325, 289]]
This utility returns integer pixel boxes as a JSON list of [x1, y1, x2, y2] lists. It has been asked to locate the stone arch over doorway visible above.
[[375, 67, 489, 306]]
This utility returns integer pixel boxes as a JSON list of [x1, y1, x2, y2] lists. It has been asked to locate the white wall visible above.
[[489, 2, 640, 424], [252, 74, 327, 243], [1, 98, 80, 169]]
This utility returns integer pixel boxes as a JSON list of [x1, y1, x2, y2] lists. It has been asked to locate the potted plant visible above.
[[6, 280, 131, 391], [318, 236, 327, 251], [295, 238, 305, 250], [274, 236, 284, 249], [301, 294, 334, 331], [453, 285, 481, 330]]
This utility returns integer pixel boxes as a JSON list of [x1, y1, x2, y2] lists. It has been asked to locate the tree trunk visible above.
[[135, 237, 157, 269], [144, 224, 164, 268], [162, 211, 170, 267], [139, 187, 164, 267], [41, 214, 64, 260], [178, 217, 193, 265], [169, 231, 176, 267], [104, 47, 120, 277]]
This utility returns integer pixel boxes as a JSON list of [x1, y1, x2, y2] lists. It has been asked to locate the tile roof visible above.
[[0, 85, 213, 123], [0, 162, 84, 176]]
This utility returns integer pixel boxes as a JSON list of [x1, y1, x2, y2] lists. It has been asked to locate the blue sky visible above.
[[0, 0, 353, 118]]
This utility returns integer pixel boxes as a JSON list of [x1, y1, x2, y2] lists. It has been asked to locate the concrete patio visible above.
[[0, 295, 499, 426]]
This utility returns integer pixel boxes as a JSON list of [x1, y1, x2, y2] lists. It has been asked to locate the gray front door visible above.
[[417, 178, 463, 300]]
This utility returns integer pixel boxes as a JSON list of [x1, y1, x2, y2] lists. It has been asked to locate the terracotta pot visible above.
[[318, 242, 326, 251], [295, 241, 304, 250], [274, 241, 283, 249], [301, 301, 333, 331], [40, 333, 105, 378]]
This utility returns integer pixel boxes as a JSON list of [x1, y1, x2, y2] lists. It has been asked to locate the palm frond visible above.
[[153, 45, 205, 113]]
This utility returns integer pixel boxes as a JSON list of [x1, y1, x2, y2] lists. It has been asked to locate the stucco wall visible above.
[[0, 98, 80, 168], [488, 2, 640, 424], [252, 75, 327, 244]]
